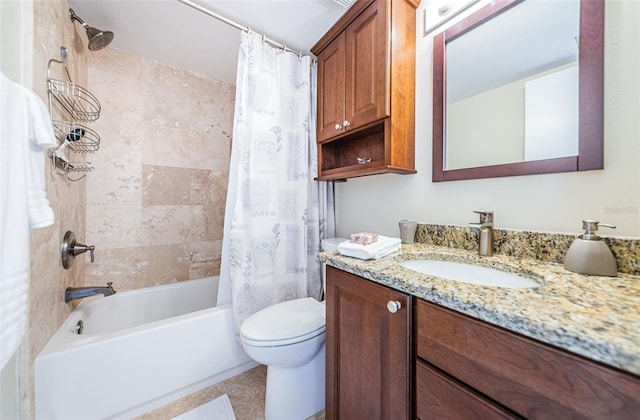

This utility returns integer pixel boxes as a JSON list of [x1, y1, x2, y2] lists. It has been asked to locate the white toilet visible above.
[[240, 297, 326, 419], [239, 238, 346, 420]]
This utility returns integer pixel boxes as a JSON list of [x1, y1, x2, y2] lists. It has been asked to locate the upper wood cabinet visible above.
[[317, 32, 347, 141], [311, 0, 419, 181], [317, 2, 387, 141]]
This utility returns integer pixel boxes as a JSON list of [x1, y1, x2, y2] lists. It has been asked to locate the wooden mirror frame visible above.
[[432, 0, 604, 182]]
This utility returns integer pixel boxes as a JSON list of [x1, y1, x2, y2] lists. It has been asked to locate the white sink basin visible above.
[[398, 260, 540, 288]]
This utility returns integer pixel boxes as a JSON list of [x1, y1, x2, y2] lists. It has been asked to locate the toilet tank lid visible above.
[[240, 297, 325, 342], [321, 237, 348, 252]]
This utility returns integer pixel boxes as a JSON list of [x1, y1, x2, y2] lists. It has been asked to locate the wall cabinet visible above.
[[316, 2, 386, 142], [325, 266, 412, 419], [311, 0, 418, 180]]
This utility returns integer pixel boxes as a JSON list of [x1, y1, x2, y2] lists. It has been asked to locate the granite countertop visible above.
[[320, 243, 640, 377]]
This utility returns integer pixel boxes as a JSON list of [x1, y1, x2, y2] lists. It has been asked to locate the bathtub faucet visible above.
[[64, 282, 116, 303]]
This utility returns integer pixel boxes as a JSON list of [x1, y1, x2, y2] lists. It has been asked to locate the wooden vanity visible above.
[[325, 265, 640, 419], [325, 267, 412, 419]]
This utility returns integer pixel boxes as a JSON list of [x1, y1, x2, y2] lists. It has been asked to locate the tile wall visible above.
[[23, 0, 88, 416], [85, 48, 235, 290], [21, 7, 235, 415]]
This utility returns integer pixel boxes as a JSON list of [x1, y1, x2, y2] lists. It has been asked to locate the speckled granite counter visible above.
[[320, 243, 640, 377]]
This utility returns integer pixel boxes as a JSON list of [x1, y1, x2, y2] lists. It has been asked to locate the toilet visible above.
[[239, 237, 346, 420]]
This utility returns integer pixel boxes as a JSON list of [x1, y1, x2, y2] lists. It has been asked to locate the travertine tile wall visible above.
[[16, 12, 234, 417], [85, 48, 235, 291], [23, 1, 88, 416]]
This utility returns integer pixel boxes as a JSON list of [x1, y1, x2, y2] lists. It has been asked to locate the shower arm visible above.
[[69, 9, 88, 27]]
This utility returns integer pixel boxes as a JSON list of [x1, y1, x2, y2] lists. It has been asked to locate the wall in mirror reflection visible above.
[[446, 63, 578, 170]]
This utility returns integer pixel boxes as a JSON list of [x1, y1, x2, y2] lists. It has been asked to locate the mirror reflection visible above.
[[432, 0, 604, 182], [445, 0, 579, 170]]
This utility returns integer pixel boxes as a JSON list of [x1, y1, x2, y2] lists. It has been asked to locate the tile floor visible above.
[[134, 365, 325, 420]]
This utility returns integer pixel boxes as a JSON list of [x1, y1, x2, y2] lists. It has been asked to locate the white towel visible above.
[[0, 72, 56, 370], [338, 235, 402, 260], [21, 84, 56, 228]]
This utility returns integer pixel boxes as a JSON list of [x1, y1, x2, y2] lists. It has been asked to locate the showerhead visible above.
[[69, 8, 114, 51]]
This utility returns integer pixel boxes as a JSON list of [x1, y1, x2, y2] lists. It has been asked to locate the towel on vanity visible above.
[[338, 235, 402, 260], [0, 71, 56, 370]]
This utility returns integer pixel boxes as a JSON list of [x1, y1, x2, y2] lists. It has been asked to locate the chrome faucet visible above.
[[65, 282, 116, 303], [61, 231, 95, 269], [469, 210, 494, 256]]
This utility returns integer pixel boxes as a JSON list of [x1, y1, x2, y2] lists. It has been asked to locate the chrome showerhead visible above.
[[69, 8, 114, 51]]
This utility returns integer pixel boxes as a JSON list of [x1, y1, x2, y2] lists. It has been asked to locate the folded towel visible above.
[[338, 235, 401, 260]]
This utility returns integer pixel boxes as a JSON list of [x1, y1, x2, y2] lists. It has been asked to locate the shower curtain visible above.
[[220, 31, 335, 334]]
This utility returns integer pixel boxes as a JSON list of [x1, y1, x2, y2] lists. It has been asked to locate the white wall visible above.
[[447, 79, 524, 169], [334, 0, 640, 238], [0, 1, 33, 418], [0, 0, 33, 86]]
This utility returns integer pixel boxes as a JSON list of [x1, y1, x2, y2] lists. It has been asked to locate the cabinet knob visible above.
[[387, 300, 402, 313], [343, 120, 351, 127], [335, 123, 342, 130]]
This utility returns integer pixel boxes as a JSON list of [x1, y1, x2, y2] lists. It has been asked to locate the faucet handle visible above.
[[61, 231, 97, 269], [473, 210, 494, 224]]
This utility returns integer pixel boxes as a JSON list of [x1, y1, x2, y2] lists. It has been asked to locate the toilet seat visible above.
[[241, 297, 326, 347]]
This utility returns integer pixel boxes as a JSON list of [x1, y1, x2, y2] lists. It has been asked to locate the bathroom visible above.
[[1, 0, 638, 418]]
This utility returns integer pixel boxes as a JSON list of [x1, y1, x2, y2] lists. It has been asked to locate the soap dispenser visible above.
[[564, 220, 617, 276]]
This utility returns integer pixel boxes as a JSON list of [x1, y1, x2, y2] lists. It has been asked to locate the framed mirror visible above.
[[432, 0, 604, 182]]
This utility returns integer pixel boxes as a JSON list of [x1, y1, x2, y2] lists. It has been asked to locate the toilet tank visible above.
[[320, 238, 347, 298], [321, 238, 346, 253]]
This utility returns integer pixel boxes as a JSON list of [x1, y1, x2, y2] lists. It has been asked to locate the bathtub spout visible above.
[[65, 282, 116, 303]]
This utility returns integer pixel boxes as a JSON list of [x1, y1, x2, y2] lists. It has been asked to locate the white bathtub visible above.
[[35, 277, 257, 420]]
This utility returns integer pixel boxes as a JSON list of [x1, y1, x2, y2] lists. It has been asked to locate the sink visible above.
[[398, 260, 540, 288]]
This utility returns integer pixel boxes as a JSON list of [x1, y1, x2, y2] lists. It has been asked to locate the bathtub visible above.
[[35, 277, 257, 420]]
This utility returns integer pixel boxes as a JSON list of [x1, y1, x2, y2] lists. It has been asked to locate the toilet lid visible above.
[[240, 297, 325, 346]]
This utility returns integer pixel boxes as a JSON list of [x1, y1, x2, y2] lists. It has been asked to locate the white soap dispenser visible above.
[[564, 220, 617, 276]]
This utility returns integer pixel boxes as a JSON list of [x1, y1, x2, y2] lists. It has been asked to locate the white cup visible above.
[[399, 220, 417, 244]]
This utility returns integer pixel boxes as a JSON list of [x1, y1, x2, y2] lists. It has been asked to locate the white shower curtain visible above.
[[220, 32, 335, 334]]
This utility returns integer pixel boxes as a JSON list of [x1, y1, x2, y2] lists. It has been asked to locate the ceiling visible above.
[[67, 0, 351, 84]]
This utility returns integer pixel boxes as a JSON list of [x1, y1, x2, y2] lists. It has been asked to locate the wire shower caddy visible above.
[[47, 46, 101, 181]]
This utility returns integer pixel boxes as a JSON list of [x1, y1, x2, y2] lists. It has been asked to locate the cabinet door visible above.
[[317, 32, 346, 142], [345, 0, 388, 131], [326, 266, 411, 420], [416, 360, 519, 420]]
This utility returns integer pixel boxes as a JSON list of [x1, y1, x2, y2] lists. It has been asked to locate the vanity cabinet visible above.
[[415, 299, 640, 419], [325, 266, 412, 419], [311, 0, 418, 180], [325, 267, 640, 420]]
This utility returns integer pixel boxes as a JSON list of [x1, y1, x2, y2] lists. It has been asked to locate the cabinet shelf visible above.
[[317, 120, 417, 180]]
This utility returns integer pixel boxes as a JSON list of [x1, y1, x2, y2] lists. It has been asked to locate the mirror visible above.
[[432, 0, 604, 182]]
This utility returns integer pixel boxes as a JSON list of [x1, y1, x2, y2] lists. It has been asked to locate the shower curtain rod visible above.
[[177, 0, 310, 59]]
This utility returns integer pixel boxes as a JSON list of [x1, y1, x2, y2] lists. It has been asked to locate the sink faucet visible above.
[[469, 210, 494, 256], [65, 282, 116, 303]]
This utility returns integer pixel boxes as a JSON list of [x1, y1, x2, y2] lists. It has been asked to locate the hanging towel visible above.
[[0, 71, 56, 370], [338, 235, 402, 260], [21, 84, 56, 227]]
